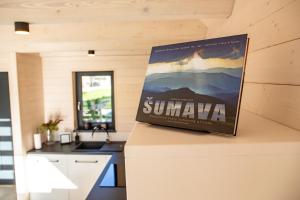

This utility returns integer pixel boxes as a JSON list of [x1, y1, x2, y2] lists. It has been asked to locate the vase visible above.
[[33, 133, 42, 149], [46, 130, 55, 145]]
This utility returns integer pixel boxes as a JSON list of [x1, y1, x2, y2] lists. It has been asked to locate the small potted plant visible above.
[[40, 118, 63, 145]]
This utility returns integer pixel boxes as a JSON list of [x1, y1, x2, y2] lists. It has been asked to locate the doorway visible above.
[[0, 72, 15, 185]]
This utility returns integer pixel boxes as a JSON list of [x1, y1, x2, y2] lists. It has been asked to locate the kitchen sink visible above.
[[73, 142, 105, 152]]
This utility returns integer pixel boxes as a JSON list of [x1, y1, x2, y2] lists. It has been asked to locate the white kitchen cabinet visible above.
[[27, 154, 69, 200], [27, 154, 111, 200], [68, 154, 111, 200]]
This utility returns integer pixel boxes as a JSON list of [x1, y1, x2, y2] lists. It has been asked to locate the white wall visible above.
[[205, 0, 300, 131]]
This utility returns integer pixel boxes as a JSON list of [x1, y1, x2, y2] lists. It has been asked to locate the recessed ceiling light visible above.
[[14, 22, 30, 35], [88, 50, 95, 57]]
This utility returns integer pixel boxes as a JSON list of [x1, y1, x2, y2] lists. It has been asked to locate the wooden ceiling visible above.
[[0, 19, 208, 53], [0, 0, 97, 8], [0, 0, 234, 53], [0, 0, 234, 24]]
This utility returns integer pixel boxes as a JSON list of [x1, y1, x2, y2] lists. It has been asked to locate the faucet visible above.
[[91, 124, 111, 144]]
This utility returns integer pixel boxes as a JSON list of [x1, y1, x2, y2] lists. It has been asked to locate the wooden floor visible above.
[[0, 185, 16, 200]]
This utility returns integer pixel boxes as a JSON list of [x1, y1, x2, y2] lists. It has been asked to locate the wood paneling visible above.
[[0, 0, 234, 23], [17, 53, 45, 151], [244, 39, 300, 84], [241, 83, 300, 130], [206, 0, 297, 40], [206, 0, 300, 130], [247, 0, 300, 51], [207, 0, 300, 51], [0, 20, 207, 52], [39, 20, 206, 133], [42, 55, 148, 134]]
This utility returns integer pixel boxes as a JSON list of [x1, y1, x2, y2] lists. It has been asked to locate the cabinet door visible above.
[[68, 154, 111, 200], [27, 154, 72, 200]]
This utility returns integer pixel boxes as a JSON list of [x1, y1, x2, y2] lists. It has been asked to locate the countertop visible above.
[[27, 141, 127, 200], [126, 110, 300, 158], [28, 141, 125, 154]]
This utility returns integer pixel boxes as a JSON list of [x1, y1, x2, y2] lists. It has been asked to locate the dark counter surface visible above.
[[27, 141, 125, 154], [27, 141, 127, 200]]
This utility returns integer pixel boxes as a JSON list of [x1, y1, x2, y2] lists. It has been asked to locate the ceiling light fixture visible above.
[[14, 22, 30, 35], [88, 50, 95, 57]]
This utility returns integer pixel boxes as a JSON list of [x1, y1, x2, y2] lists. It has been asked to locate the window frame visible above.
[[75, 71, 116, 132]]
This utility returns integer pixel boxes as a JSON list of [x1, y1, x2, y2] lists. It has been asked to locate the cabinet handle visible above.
[[75, 160, 98, 163], [49, 160, 59, 163]]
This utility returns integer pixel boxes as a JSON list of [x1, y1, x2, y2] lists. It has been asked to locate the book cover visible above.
[[136, 34, 248, 135]]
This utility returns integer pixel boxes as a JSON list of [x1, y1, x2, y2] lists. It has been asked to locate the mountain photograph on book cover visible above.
[[136, 34, 248, 135]]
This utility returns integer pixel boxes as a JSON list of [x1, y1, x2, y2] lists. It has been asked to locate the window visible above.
[[75, 71, 115, 131]]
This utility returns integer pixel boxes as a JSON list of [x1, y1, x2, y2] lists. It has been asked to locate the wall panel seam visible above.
[[247, 0, 295, 28], [249, 37, 300, 53], [244, 82, 300, 87], [242, 108, 300, 132]]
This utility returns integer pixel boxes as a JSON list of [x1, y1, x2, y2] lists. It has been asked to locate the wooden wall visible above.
[[206, 0, 300, 131], [16, 53, 45, 151], [41, 19, 207, 138], [42, 55, 148, 136]]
